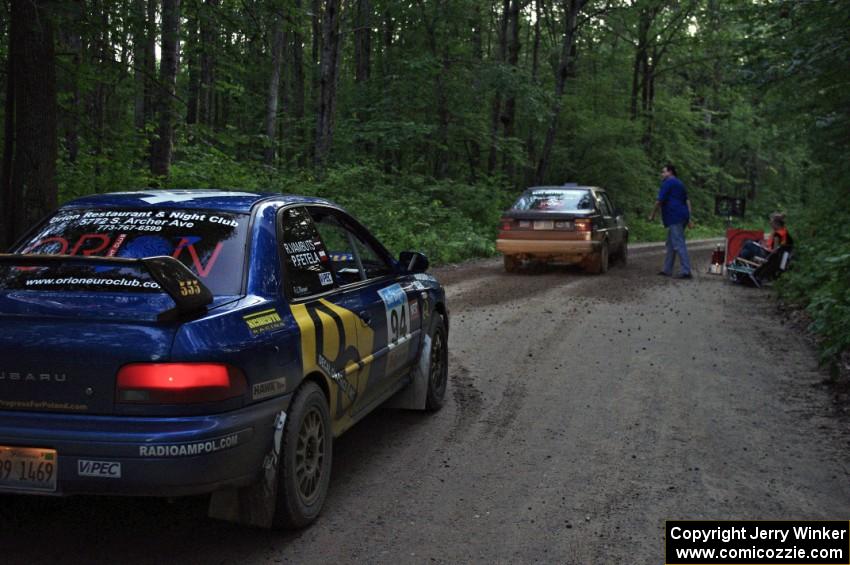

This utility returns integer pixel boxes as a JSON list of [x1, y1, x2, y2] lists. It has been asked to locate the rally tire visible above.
[[504, 255, 520, 273], [599, 241, 610, 273], [585, 241, 609, 274], [617, 239, 628, 266], [424, 313, 449, 411], [272, 381, 332, 530]]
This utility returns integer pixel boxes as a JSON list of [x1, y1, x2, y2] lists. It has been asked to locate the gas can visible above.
[[709, 244, 725, 274]]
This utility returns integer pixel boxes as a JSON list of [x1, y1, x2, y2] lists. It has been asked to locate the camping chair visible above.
[[727, 245, 792, 288]]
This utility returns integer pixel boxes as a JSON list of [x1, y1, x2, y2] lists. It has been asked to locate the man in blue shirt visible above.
[[648, 164, 693, 278]]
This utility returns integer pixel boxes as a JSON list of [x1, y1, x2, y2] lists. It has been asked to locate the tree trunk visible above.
[[531, 0, 542, 81], [354, 0, 371, 83], [423, 3, 450, 180], [535, 0, 583, 185], [1, 36, 16, 250], [151, 0, 181, 179], [1, 0, 59, 249], [466, 4, 484, 182], [644, 55, 657, 148], [487, 0, 510, 174], [311, 0, 321, 99], [144, 0, 157, 160], [434, 44, 450, 180], [381, 8, 393, 76], [525, 0, 543, 183], [630, 48, 641, 120], [199, 0, 218, 127], [264, 17, 286, 166], [59, 3, 83, 163], [630, 7, 650, 121], [279, 30, 291, 164], [185, 3, 200, 125], [89, 0, 109, 177], [132, 0, 148, 131], [291, 1, 307, 166], [501, 0, 522, 179], [314, 0, 341, 171], [380, 7, 395, 172], [354, 0, 372, 155], [310, 0, 322, 163], [215, 31, 229, 130]]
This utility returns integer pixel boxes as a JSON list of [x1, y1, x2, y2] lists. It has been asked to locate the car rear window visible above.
[[513, 190, 595, 212], [2, 208, 248, 295]]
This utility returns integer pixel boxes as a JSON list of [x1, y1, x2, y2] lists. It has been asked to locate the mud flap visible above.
[[387, 334, 431, 410], [208, 410, 286, 528]]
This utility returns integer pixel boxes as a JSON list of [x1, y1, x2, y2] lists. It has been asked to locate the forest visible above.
[[0, 0, 847, 363]]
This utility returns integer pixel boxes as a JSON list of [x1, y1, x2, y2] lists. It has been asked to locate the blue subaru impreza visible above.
[[0, 190, 448, 529]]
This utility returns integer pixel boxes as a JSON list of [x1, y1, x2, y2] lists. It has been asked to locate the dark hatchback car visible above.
[[496, 184, 629, 273]]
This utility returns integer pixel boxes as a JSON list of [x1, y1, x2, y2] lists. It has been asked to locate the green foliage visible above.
[[276, 164, 507, 264], [168, 137, 273, 191], [758, 0, 850, 364], [628, 218, 723, 243], [57, 139, 155, 202], [777, 185, 850, 363], [3, 0, 846, 359]]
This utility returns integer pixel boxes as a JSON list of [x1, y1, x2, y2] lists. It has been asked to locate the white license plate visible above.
[[0, 446, 58, 492], [533, 220, 554, 230]]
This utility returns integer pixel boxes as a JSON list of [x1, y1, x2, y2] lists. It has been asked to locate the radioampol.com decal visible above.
[[138, 433, 242, 457]]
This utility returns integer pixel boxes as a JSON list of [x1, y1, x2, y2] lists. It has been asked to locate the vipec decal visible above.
[[77, 459, 122, 478], [290, 300, 374, 427]]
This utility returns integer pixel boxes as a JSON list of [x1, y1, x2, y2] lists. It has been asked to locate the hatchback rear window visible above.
[[513, 190, 595, 212], [3, 208, 248, 295]]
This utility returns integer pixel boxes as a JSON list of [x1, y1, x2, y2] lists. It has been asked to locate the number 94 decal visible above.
[[377, 284, 411, 344]]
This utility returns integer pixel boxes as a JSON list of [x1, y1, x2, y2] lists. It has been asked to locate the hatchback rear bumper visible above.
[[496, 238, 600, 256], [0, 395, 291, 497]]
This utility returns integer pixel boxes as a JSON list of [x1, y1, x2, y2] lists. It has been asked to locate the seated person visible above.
[[739, 212, 793, 261]]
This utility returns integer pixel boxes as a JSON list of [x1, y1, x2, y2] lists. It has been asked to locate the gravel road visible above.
[[2, 242, 848, 564]]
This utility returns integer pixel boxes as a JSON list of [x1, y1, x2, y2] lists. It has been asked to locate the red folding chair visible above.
[[725, 228, 764, 266]]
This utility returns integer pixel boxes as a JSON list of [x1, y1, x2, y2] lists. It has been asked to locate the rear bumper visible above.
[[0, 395, 291, 497], [496, 238, 600, 256]]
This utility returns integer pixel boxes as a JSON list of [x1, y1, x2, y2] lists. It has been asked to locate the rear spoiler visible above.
[[0, 254, 213, 319]]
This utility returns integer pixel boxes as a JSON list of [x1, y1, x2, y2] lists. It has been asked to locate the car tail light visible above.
[[575, 218, 592, 232], [500, 218, 515, 231], [116, 363, 247, 404], [554, 221, 571, 230], [518, 220, 531, 229]]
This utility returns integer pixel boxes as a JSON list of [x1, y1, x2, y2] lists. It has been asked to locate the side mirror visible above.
[[399, 251, 429, 274]]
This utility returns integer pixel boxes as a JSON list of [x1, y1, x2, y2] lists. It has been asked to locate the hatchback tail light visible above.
[[575, 218, 592, 232], [116, 363, 247, 404], [500, 218, 515, 231]]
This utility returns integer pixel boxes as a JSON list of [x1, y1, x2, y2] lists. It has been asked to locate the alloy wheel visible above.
[[295, 407, 325, 504], [429, 329, 447, 399]]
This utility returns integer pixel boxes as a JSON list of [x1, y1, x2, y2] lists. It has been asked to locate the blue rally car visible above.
[[0, 190, 448, 528]]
